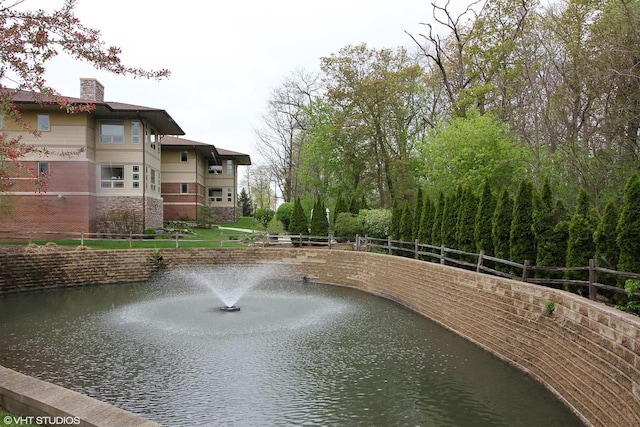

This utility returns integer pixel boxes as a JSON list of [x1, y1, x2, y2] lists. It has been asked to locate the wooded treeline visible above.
[[250, 0, 640, 214]]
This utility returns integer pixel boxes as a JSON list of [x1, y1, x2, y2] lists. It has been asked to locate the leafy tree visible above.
[[1, 0, 169, 196], [475, 180, 496, 254], [492, 187, 513, 262], [309, 197, 329, 237], [275, 202, 294, 231], [254, 208, 275, 229], [510, 180, 536, 264], [288, 197, 308, 237], [536, 199, 569, 280], [348, 196, 360, 215], [418, 110, 531, 193], [238, 188, 253, 217]]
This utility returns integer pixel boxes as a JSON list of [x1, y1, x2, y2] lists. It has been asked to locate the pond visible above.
[[0, 265, 583, 426]]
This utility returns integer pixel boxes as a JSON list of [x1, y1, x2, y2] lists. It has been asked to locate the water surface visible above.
[[0, 268, 583, 426]]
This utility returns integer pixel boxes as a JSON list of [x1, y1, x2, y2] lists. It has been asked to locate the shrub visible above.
[[288, 197, 308, 239], [334, 212, 362, 242], [276, 202, 294, 231], [266, 216, 285, 234], [96, 208, 143, 235], [359, 209, 391, 239], [254, 208, 274, 229]]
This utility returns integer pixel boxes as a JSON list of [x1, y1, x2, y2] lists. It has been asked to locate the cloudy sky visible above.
[[24, 0, 444, 163]]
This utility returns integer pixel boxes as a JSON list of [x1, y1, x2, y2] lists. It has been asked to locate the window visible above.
[[208, 187, 222, 202], [0, 114, 4, 130], [181, 183, 189, 194], [227, 159, 233, 175], [37, 114, 50, 132], [181, 151, 188, 162], [146, 128, 158, 150], [227, 187, 232, 202], [131, 121, 140, 144], [100, 165, 124, 188], [38, 162, 49, 176], [148, 168, 157, 191], [100, 121, 124, 143], [132, 165, 140, 189]]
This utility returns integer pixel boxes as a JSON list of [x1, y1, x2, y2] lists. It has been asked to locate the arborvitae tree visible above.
[[412, 188, 423, 240], [594, 200, 620, 296], [310, 197, 329, 237], [418, 195, 434, 244], [617, 173, 640, 275], [390, 199, 401, 238], [456, 187, 478, 253], [566, 189, 598, 294], [238, 187, 253, 216], [431, 191, 445, 246], [441, 189, 461, 247], [399, 201, 414, 242], [533, 179, 556, 277], [510, 180, 536, 264], [333, 192, 349, 225], [475, 180, 496, 255], [536, 200, 569, 280], [359, 194, 369, 211], [493, 187, 513, 262], [348, 196, 360, 215], [288, 197, 308, 237]]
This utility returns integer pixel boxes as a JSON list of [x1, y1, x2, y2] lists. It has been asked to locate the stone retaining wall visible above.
[[1, 247, 639, 427]]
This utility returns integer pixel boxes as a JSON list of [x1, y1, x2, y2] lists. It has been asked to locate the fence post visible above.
[[414, 239, 419, 259], [129, 232, 132, 249], [329, 234, 332, 249], [440, 245, 445, 265], [388, 236, 392, 255], [477, 250, 485, 273], [356, 234, 360, 251], [175, 232, 179, 249], [522, 260, 530, 281], [589, 258, 597, 301], [80, 232, 84, 247]]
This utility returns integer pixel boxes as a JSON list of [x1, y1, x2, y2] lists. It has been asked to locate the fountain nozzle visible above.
[[220, 306, 240, 312]]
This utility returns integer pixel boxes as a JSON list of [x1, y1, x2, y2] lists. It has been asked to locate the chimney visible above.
[[80, 78, 104, 102]]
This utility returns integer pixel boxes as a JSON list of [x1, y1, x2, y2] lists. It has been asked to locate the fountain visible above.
[[171, 264, 279, 312]]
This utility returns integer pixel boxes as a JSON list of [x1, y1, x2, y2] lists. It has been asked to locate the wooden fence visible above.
[[356, 235, 640, 301]]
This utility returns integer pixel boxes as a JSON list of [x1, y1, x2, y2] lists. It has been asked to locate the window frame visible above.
[[38, 162, 50, 176], [181, 151, 188, 162], [37, 114, 50, 132], [208, 187, 223, 202], [181, 183, 189, 194], [100, 121, 125, 143], [100, 165, 125, 189]]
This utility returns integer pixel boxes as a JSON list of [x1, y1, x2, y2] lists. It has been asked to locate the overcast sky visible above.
[[25, 0, 441, 163]]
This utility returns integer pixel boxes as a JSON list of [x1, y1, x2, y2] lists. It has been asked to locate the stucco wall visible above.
[[0, 248, 639, 426]]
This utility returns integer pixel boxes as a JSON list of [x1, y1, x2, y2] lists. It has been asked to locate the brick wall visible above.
[[0, 248, 638, 426]]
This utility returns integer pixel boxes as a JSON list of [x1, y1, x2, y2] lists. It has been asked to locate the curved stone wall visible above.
[[1, 247, 639, 427]]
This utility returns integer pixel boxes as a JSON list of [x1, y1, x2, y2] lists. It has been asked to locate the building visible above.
[[0, 79, 250, 234], [160, 136, 251, 223]]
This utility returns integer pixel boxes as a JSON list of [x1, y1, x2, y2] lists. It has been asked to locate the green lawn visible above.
[[1, 218, 264, 250]]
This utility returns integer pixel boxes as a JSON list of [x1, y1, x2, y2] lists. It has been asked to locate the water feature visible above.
[[0, 266, 584, 426]]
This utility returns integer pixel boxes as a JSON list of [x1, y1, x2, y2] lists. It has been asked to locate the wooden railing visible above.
[[356, 235, 640, 301]]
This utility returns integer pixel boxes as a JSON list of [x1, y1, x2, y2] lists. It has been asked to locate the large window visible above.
[[100, 165, 124, 188], [208, 187, 222, 202], [100, 121, 124, 143], [37, 114, 50, 132]]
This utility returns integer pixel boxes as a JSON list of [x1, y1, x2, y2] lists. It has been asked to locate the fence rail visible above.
[[356, 236, 640, 301]]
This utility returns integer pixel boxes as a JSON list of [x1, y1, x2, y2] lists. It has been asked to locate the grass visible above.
[[1, 218, 264, 250]]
